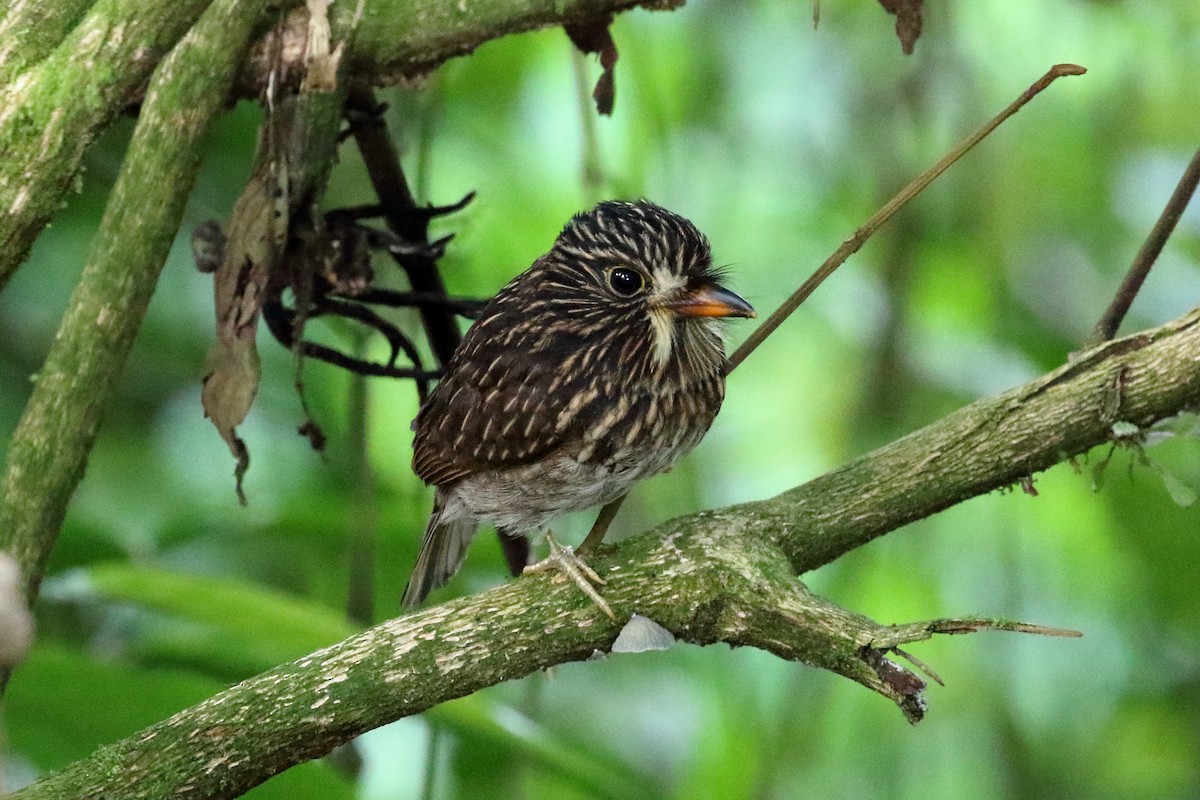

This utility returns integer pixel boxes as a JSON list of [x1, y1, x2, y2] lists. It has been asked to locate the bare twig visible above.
[[1085, 144, 1200, 348], [350, 288, 486, 318], [586, 65, 1089, 547], [727, 63, 1088, 374], [874, 617, 1083, 646]]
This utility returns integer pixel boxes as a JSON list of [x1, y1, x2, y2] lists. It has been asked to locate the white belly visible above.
[[444, 444, 689, 536]]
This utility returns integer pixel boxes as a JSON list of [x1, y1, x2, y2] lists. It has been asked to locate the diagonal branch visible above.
[[17, 306, 1200, 799], [0, 0, 235, 290], [0, 0, 278, 605], [758, 308, 1200, 572], [1085, 144, 1200, 347]]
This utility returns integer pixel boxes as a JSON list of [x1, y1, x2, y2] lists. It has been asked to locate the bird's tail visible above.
[[402, 506, 478, 610]]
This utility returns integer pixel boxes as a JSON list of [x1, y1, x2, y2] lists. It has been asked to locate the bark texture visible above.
[[15, 307, 1200, 799]]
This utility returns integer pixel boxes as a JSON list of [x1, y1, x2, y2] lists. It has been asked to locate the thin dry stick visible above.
[[727, 63, 1087, 373], [1085, 144, 1200, 348], [580, 65, 1089, 561], [582, 63, 1088, 557]]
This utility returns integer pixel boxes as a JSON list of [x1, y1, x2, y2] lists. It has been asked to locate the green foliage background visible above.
[[2, 0, 1200, 797]]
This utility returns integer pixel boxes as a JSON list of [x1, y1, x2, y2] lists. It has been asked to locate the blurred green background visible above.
[[3, 0, 1200, 797]]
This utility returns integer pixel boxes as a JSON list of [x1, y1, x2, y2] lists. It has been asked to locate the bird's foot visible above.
[[524, 532, 615, 620]]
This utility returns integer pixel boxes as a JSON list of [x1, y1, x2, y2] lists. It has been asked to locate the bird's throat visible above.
[[647, 308, 675, 369]]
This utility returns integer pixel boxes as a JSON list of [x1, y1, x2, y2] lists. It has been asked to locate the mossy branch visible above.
[[16, 307, 1200, 799], [241, 0, 677, 92], [0, 0, 222, 289], [757, 308, 1200, 572], [0, 0, 96, 85], [0, 0, 676, 291], [0, 0, 273, 602]]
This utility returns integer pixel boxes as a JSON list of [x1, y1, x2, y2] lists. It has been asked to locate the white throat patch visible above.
[[648, 308, 675, 369], [648, 267, 687, 369]]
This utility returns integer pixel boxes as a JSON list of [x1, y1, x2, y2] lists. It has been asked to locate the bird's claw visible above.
[[524, 532, 615, 620]]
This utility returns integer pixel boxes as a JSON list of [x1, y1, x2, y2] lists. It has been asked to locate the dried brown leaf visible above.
[[200, 168, 286, 503], [877, 0, 924, 55], [565, 16, 618, 116]]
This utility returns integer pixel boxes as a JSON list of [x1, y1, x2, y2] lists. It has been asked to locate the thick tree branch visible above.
[[16, 307, 1200, 799], [756, 307, 1200, 572], [244, 0, 679, 93], [0, 0, 674, 290], [0, 0, 226, 289], [0, 0, 273, 603], [0, 0, 95, 85]]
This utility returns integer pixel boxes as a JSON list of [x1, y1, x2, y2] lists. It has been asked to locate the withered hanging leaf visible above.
[[877, 0, 924, 55], [201, 338, 259, 506], [200, 165, 287, 505], [565, 16, 618, 116], [199, 1, 358, 501]]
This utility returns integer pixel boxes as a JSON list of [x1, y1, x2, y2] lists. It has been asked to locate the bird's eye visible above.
[[607, 267, 645, 297]]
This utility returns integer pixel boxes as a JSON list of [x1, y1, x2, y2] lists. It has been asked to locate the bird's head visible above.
[[537, 200, 755, 376]]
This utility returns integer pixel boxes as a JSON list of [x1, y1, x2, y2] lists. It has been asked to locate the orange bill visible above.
[[666, 283, 756, 319]]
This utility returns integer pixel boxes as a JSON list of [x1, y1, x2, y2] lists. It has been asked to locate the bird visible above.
[[402, 199, 754, 614]]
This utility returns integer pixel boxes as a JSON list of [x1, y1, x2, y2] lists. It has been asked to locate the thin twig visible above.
[[294, 339, 440, 384], [726, 63, 1088, 374], [585, 65, 1089, 548], [1085, 144, 1200, 348], [311, 298, 428, 371], [351, 288, 487, 318]]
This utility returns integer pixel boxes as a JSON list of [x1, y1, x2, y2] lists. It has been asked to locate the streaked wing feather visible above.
[[412, 305, 596, 486]]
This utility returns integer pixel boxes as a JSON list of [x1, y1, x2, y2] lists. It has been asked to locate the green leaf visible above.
[[80, 563, 358, 654], [1156, 466, 1198, 508], [429, 695, 666, 800]]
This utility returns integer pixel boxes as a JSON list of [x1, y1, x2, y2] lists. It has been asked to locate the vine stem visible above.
[[727, 63, 1088, 373]]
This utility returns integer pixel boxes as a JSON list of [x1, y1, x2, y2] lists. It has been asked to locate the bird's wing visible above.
[[411, 317, 598, 487]]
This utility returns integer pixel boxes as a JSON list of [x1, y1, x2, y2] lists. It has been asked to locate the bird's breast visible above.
[[450, 373, 725, 535]]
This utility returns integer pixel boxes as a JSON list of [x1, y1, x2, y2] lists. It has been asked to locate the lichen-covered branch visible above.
[[242, 0, 679, 93], [0, 0, 680, 291], [0, 0, 96, 85], [0, 529, 1046, 799], [0, 0, 222, 289], [753, 307, 1200, 572], [16, 307, 1200, 800], [0, 0, 273, 603]]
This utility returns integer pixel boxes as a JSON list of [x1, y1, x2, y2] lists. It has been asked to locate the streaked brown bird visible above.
[[402, 200, 754, 612]]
